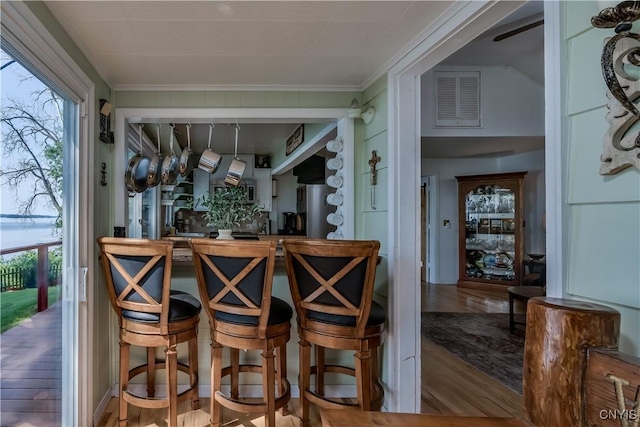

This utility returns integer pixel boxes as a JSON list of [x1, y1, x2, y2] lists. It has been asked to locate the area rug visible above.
[[421, 312, 525, 393]]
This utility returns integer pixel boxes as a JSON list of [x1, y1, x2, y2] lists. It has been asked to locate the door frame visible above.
[[0, 2, 95, 426], [385, 0, 542, 412]]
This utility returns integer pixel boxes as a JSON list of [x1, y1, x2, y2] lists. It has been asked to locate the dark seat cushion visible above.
[[215, 297, 292, 327], [307, 301, 386, 328], [123, 290, 201, 323]]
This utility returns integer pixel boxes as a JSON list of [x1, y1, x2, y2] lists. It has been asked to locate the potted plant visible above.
[[191, 186, 261, 239]]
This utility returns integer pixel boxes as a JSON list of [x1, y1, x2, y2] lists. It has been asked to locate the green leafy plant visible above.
[[191, 186, 261, 230]]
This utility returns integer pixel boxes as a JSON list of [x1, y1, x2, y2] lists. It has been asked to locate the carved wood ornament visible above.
[[592, 1, 640, 174]]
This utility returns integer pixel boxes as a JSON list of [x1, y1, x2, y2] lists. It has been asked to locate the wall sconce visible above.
[[348, 98, 376, 124], [591, 1, 640, 175]]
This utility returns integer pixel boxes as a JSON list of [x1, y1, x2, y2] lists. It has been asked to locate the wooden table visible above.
[[321, 410, 525, 427], [507, 286, 545, 333]]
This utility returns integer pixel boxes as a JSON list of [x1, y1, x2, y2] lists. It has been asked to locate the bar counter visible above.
[[163, 234, 305, 263]]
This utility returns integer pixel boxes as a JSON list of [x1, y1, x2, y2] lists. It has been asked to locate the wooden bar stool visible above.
[[97, 237, 200, 427], [189, 239, 292, 427], [282, 239, 384, 426]]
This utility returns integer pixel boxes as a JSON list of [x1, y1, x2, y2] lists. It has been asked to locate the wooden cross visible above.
[[368, 150, 381, 185]]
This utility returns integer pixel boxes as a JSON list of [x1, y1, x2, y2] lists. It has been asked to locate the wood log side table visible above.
[[507, 286, 545, 333], [523, 297, 620, 427]]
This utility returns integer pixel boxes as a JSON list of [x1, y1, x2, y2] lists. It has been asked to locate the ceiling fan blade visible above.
[[493, 19, 544, 42]]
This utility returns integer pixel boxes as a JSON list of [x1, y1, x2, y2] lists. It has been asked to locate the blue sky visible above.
[[1, 50, 58, 216]]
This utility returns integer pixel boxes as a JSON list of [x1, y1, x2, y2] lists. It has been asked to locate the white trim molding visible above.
[[385, 0, 526, 414], [543, 1, 566, 299]]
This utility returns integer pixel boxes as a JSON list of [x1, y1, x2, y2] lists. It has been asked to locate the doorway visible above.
[[386, 0, 541, 413]]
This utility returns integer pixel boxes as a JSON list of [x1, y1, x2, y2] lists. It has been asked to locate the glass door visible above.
[[0, 48, 83, 427], [463, 184, 517, 283]]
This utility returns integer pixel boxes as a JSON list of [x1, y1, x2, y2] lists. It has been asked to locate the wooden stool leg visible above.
[[119, 341, 130, 427], [210, 340, 223, 427], [299, 339, 311, 427], [262, 346, 276, 427], [355, 348, 372, 411], [276, 344, 288, 416], [188, 336, 200, 409], [230, 348, 240, 399], [316, 345, 325, 396], [371, 346, 379, 387], [165, 343, 178, 427], [147, 347, 156, 397]]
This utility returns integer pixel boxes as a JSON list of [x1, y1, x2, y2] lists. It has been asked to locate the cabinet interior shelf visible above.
[[456, 171, 527, 289], [466, 229, 515, 235]]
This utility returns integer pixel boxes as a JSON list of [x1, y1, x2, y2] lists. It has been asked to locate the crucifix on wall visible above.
[[368, 150, 381, 210]]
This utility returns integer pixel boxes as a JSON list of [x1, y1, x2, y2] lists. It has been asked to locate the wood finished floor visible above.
[[420, 284, 524, 418], [97, 284, 525, 426]]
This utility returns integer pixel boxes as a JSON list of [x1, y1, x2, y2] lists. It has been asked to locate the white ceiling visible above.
[[45, 1, 456, 90], [44, 1, 544, 158]]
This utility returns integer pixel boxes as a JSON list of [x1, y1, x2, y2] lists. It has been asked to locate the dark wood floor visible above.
[[0, 301, 62, 427]]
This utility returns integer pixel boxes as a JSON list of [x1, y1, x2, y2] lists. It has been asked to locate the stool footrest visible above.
[[312, 364, 354, 377], [123, 362, 199, 408], [304, 364, 385, 411], [221, 364, 262, 377], [214, 378, 291, 413]]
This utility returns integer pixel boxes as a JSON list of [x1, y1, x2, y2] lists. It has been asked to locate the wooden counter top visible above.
[[169, 236, 382, 266], [320, 410, 525, 427], [165, 235, 305, 263]]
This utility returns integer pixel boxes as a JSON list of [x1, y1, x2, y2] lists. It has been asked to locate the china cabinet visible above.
[[456, 172, 527, 290]]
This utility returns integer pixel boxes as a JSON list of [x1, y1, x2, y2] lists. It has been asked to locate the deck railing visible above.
[[0, 241, 62, 311]]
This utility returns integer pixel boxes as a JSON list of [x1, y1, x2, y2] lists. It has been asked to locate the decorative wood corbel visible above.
[[592, 1, 640, 174]]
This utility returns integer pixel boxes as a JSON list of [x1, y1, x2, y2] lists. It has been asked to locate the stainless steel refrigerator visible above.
[[296, 184, 334, 238]]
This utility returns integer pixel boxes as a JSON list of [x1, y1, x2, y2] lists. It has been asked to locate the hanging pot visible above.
[[198, 123, 222, 174], [225, 158, 246, 187], [161, 124, 179, 185], [125, 123, 150, 193], [224, 124, 246, 187], [146, 124, 162, 187], [179, 123, 194, 177]]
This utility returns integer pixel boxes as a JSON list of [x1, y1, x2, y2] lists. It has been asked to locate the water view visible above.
[[0, 217, 59, 252]]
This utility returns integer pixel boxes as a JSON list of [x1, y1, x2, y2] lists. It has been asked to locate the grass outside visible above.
[[0, 286, 60, 333]]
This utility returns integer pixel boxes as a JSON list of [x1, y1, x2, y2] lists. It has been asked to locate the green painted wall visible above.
[[358, 75, 390, 389], [359, 75, 389, 300], [564, 2, 640, 356], [25, 0, 115, 416]]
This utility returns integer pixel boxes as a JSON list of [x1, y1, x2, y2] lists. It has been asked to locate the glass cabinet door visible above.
[[463, 184, 516, 283]]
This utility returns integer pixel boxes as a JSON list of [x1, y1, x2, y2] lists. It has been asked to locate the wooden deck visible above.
[[0, 301, 62, 427]]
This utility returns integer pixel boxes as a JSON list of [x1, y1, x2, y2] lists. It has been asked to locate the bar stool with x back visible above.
[[282, 239, 385, 426], [189, 239, 292, 427], [97, 237, 201, 427]]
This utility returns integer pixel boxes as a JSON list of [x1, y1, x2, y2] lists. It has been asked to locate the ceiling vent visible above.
[[435, 70, 480, 128]]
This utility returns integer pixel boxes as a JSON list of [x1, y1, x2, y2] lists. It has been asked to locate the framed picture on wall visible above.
[[285, 124, 304, 156]]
